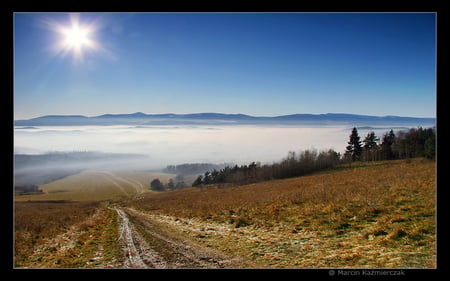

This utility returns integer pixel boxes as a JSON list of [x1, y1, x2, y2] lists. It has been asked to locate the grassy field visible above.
[[13, 169, 177, 267], [15, 170, 176, 202], [14, 158, 436, 268], [127, 158, 436, 268], [14, 201, 124, 268]]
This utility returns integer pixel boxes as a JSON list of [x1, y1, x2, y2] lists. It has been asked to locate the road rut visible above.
[[114, 207, 239, 268], [114, 208, 166, 268], [98, 171, 145, 196]]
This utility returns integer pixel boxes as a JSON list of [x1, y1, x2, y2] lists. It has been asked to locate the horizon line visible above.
[[15, 111, 437, 120]]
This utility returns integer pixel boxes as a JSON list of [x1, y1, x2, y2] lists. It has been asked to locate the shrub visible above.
[[150, 178, 165, 191]]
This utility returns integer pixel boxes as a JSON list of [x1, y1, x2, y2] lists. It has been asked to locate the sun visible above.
[[51, 14, 100, 63], [62, 24, 90, 49]]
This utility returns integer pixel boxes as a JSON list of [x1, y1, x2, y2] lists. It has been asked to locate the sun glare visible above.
[[50, 14, 100, 63], [63, 25, 90, 48]]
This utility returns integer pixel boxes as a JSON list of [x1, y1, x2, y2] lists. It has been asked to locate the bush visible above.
[[150, 178, 165, 191]]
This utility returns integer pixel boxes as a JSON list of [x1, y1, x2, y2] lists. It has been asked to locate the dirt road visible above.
[[113, 207, 240, 268]]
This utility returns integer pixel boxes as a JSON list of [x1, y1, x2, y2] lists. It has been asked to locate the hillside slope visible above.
[[14, 158, 435, 268], [127, 158, 436, 268]]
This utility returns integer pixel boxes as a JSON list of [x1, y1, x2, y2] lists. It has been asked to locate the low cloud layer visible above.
[[14, 124, 412, 169]]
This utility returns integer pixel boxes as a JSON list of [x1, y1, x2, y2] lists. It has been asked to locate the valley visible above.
[[14, 11, 437, 271]]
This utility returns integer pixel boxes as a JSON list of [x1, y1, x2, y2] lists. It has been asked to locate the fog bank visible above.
[[14, 124, 415, 170]]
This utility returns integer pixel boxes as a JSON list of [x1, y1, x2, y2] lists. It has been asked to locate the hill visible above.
[[14, 112, 436, 126], [127, 158, 436, 268], [14, 151, 148, 191], [14, 158, 436, 268]]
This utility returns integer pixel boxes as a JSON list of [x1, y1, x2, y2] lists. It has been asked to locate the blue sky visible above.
[[14, 13, 436, 119]]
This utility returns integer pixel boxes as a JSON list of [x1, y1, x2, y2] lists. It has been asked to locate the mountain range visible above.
[[14, 112, 436, 126]]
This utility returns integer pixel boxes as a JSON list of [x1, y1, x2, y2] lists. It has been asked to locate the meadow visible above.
[[15, 170, 175, 202], [128, 158, 436, 268], [14, 158, 436, 268]]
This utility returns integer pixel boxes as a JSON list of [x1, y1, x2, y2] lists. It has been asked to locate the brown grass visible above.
[[14, 201, 99, 267], [14, 158, 435, 268], [127, 158, 436, 268], [14, 201, 123, 268]]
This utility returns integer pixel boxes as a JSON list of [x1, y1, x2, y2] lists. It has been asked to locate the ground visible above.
[[14, 158, 436, 268]]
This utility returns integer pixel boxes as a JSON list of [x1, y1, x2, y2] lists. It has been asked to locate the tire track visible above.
[[114, 208, 166, 268], [114, 207, 239, 268], [101, 175, 132, 197], [97, 171, 144, 196]]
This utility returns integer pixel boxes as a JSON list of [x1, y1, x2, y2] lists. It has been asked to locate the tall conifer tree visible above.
[[363, 131, 379, 161], [345, 127, 362, 161]]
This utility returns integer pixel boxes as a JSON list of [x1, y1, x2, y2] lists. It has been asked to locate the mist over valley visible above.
[[14, 112, 435, 192], [14, 13, 436, 268]]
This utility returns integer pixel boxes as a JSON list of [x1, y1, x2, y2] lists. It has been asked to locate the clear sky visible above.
[[14, 12, 436, 119]]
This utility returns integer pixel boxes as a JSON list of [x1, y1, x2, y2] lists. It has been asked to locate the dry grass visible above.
[[14, 201, 99, 267], [14, 159, 435, 268], [127, 158, 436, 268], [14, 201, 122, 268], [15, 170, 176, 202]]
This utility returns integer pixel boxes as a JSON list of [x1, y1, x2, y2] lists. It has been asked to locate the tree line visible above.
[[147, 126, 435, 190], [344, 126, 436, 162], [150, 178, 188, 192], [191, 126, 435, 188], [192, 149, 341, 187], [163, 163, 231, 176]]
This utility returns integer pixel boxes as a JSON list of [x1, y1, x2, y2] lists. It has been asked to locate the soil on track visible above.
[[114, 207, 241, 268]]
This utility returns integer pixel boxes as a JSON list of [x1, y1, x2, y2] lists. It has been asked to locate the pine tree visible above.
[[381, 129, 396, 160], [363, 132, 379, 149], [424, 128, 436, 159], [345, 127, 362, 161], [192, 175, 203, 187], [363, 131, 379, 161]]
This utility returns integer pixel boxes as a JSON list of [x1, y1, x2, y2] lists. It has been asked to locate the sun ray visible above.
[[47, 13, 101, 64]]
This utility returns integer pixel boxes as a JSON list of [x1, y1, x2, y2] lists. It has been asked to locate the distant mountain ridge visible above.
[[14, 112, 436, 126]]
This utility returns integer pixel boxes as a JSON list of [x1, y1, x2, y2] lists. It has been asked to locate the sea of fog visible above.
[[14, 124, 415, 170]]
